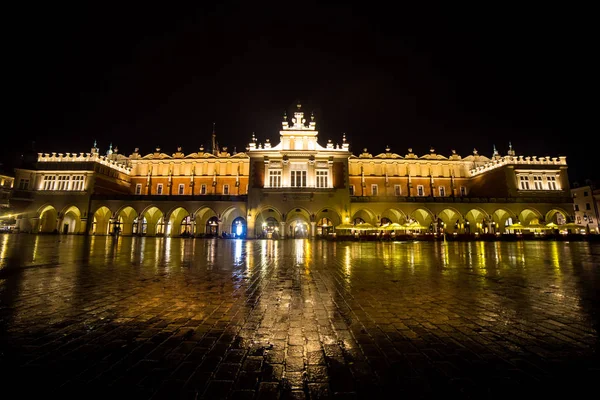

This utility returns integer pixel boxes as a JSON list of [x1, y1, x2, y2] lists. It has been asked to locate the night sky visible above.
[[5, 3, 594, 183]]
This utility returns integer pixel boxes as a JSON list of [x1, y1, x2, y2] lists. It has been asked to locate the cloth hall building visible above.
[[10, 103, 573, 238]]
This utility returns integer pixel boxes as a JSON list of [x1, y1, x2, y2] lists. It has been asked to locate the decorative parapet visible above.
[[469, 155, 567, 176], [37, 152, 132, 174]]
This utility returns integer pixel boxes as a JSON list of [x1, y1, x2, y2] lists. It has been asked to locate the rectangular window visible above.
[[200, 184, 207, 195], [269, 170, 281, 187], [547, 176, 557, 190], [533, 176, 543, 190], [223, 184, 229, 195], [349, 185, 355, 196], [417, 185, 424, 196], [178, 184, 185, 195], [586, 203, 591, 210], [394, 184, 401, 196], [157, 183, 163, 195], [71, 175, 85, 191], [290, 170, 307, 187], [19, 179, 29, 190], [439, 186, 445, 197], [577, 216, 581, 224], [584, 191, 589, 196], [56, 175, 69, 190], [574, 204, 579, 211], [135, 184, 142, 195], [316, 170, 328, 188], [43, 175, 56, 190], [519, 175, 530, 190], [371, 184, 378, 196], [460, 186, 467, 196]]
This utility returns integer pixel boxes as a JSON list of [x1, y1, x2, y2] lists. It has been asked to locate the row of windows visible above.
[[518, 175, 559, 190], [136, 183, 241, 195], [41, 175, 85, 191], [267, 170, 329, 188], [576, 215, 595, 224], [574, 203, 593, 211], [348, 184, 466, 196]]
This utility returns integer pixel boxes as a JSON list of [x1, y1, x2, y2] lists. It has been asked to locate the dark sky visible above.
[[5, 2, 594, 183]]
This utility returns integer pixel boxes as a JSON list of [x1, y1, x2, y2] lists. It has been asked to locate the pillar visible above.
[[310, 221, 316, 238], [217, 221, 223, 236], [247, 217, 255, 239], [137, 218, 143, 235], [280, 221, 286, 239], [80, 218, 88, 235]]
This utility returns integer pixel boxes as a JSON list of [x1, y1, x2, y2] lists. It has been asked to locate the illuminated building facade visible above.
[[571, 184, 600, 234], [10, 102, 576, 238]]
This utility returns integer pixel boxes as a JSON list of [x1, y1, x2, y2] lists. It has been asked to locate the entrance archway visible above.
[[60, 205, 82, 234], [206, 216, 219, 236], [38, 205, 58, 233], [289, 220, 309, 238], [317, 217, 333, 236], [231, 217, 246, 238], [140, 206, 164, 236]]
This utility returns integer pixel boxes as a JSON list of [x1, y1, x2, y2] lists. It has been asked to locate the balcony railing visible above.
[[350, 195, 573, 204], [91, 194, 248, 202]]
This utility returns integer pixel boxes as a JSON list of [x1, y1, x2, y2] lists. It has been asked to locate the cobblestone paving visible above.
[[1, 235, 599, 399]]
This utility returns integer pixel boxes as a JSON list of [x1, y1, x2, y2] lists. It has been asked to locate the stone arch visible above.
[[91, 206, 112, 235], [351, 208, 376, 225], [545, 208, 569, 225], [464, 208, 489, 233], [38, 204, 58, 233], [436, 208, 462, 233], [193, 206, 218, 235], [492, 208, 517, 233], [140, 206, 164, 236], [409, 207, 434, 228], [168, 207, 191, 237], [60, 205, 82, 234], [254, 206, 283, 239], [114, 206, 138, 236], [285, 207, 312, 238], [315, 207, 342, 227], [518, 207, 543, 225], [380, 208, 407, 225], [221, 206, 245, 234]]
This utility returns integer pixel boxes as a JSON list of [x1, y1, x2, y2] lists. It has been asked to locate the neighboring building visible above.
[[0, 173, 15, 231], [10, 102, 575, 238], [571, 184, 600, 234]]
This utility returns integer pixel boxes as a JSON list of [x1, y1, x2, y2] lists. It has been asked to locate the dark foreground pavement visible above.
[[1, 235, 599, 399]]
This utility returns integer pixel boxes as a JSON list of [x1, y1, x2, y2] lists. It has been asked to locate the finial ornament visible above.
[[93, 140, 97, 148], [509, 141, 513, 150], [342, 132, 346, 143], [385, 145, 390, 152], [430, 147, 435, 153], [473, 148, 478, 155], [408, 148, 413, 153]]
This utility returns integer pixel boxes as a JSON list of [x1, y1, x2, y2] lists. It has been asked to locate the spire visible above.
[[493, 144, 498, 156], [106, 142, 113, 156], [212, 122, 217, 155]]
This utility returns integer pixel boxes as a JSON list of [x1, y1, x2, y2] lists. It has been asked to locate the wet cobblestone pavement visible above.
[[1, 235, 599, 399]]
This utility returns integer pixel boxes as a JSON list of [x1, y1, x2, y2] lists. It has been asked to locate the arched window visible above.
[[180, 216, 192, 235], [206, 216, 219, 236], [156, 217, 165, 235], [132, 216, 147, 235], [380, 217, 391, 227]]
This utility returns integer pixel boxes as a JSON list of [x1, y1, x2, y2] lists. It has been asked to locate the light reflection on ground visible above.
[[0, 235, 599, 399]]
